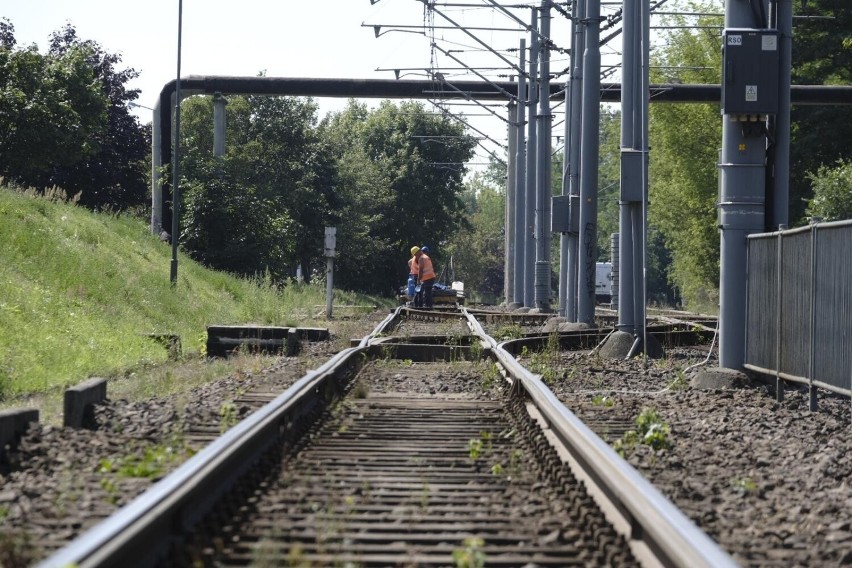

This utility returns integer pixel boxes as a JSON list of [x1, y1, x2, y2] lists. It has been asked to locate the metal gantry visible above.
[[150, 1, 846, 372]]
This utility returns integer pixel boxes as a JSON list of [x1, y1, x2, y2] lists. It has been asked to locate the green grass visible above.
[[0, 185, 389, 405]]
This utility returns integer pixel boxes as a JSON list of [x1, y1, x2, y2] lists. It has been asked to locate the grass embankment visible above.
[[0, 185, 388, 417]]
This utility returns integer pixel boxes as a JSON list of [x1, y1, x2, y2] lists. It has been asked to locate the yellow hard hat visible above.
[[410, 246, 420, 255]]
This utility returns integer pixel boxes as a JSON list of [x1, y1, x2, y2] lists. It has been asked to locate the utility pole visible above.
[[170, 0, 183, 286], [505, 100, 517, 305], [562, 0, 585, 321], [534, 0, 552, 312], [512, 39, 527, 309], [612, 0, 650, 357], [577, 0, 602, 325], [718, 2, 773, 368], [524, 8, 539, 308], [213, 92, 227, 158], [771, 0, 792, 229]]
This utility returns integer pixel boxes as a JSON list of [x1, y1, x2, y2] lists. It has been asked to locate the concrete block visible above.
[[0, 408, 39, 461], [64, 377, 107, 428], [295, 327, 330, 341]]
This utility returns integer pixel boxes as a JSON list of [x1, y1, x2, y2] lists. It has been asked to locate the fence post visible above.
[[808, 221, 818, 411], [776, 229, 784, 401]]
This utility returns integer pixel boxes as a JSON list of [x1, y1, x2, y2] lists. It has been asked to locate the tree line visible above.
[[647, 0, 852, 309], [0, 20, 476, 296], [2, 3, 851, 308], [178, 95, 476, 294], [0, 20, 149, 211]]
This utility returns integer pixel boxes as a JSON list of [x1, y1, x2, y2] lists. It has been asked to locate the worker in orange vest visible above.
[[417, 245, 436, 308], [407, 246, 420, 305]]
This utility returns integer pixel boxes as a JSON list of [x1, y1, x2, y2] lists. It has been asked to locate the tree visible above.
[[230, 94, 339, 279], [595, 107, 621, 262], [789, 0, 852, 223], [0, 18, 14, 49], [0, 23, 108, 187], [647, 0, 852, 307], [446, 172, 505, 298], [45, 24, 150, 211], [648, 2, 723, 309], [180, 161, 296, 277], [321, 100, 477, 294], [805, 159, 852, 221], [178, 93, 335, 281]]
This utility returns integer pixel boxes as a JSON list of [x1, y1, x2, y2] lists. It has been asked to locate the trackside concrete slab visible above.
[[64, 377, 107, 428]]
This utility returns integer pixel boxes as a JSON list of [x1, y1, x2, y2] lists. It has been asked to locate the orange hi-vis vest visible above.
[[408, 257, 418, 276], [419, 254, 436, 281]]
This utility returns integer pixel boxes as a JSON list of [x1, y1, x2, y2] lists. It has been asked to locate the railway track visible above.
[[40, 307, 736, 568]]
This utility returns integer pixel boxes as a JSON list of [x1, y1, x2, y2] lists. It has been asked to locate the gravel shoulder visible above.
[[536, 348, 852, 567]]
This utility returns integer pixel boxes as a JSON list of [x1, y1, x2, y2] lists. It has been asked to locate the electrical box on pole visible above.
[[721, 29, 780, 116], [551, 195, 572, 233], [619, 149, 647, 202]]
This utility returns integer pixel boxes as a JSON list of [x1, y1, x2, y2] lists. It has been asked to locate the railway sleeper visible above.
[[176, 352, 640, 567]]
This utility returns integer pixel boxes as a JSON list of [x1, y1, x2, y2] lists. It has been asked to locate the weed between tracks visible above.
[[467, 431, 494, 461], [521, 332, 561, 385], [613, 407, 672, 456], [730, 476, 758, 496], [453, 536, 486, 568], [219, 401, 238, 433], [97, 436, 195, 480], [479, 362, 501, 390], [0, 529, 37, 568], [591, 394, 615, 407], [491, 323, 523, 341]]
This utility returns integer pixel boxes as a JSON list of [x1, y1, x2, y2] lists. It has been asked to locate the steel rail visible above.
[[462, 308, 739, 568], [39, 308, 404, 568], [44, 306, 734, 567]]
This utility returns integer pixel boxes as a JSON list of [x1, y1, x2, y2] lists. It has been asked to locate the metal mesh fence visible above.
[[746, 222, 851, 398], [813, 224, 852, 392], [745, 236, 776, 369]]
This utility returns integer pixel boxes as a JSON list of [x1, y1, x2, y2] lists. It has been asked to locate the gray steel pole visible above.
[[535, 0, 552, 312], [635, 0, 650, 343], [634, 0, 651, 344], [524, 9, 540, 308], [325, 227, 336, 319], [213, 92, 227, 158], [170, 0, 183, 285], [559, 75, 570, 317], [577, 0, 601, 325], [213, 93, 228, 158], [513, 40, 527, 307], [618, 0, 650, 344], [773, 0, 792, 229], [719, 0, 768, 368], [151, 105, 162, 234], [326, 257, 334, 319], [618, 0, 637, 332], [505, 101, 518, 305], [564, 0, 585, 321]]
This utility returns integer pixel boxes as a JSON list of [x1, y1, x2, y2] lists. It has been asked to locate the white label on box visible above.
[[745, 85, 758, 102]]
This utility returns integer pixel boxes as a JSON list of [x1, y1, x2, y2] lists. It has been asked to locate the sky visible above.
[[3, 0, 623, 168]]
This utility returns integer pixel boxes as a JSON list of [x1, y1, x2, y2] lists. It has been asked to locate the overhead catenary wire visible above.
[[428, 98, 508, 157], [370, 0, 652, 173]]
